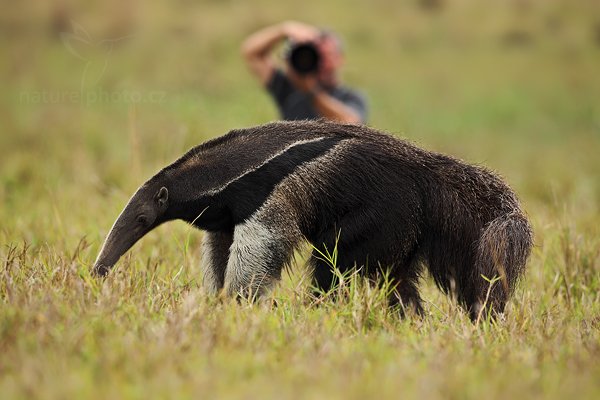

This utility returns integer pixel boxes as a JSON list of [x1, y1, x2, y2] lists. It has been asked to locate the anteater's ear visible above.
[[156, 187, 169, 211]]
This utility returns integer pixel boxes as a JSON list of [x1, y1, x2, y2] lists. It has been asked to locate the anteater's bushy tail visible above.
[[471, 211, 533, 320]]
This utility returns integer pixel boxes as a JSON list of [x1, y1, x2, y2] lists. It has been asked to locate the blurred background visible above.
[[2, 3, 599, 397], [1, 0, 599, 247]]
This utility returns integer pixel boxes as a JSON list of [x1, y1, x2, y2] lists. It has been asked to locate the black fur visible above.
[[94, 120, 533, 320]]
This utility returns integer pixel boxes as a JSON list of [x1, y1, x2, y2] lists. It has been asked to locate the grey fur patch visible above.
[[223, 216, 279, 298]]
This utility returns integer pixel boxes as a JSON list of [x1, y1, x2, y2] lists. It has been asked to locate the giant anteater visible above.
[[94, 120, 533, 320]]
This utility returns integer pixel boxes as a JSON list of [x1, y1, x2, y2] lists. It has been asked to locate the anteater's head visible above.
[[93, 184, 169, 277]]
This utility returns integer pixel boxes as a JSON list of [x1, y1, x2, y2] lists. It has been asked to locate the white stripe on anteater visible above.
[[180, 136, 331, 200]]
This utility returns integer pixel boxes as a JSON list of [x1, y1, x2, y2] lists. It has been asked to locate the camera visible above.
[[287, 42, 321, 75]]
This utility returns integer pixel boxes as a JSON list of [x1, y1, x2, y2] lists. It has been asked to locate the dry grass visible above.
[[1, 1, 599, 399]]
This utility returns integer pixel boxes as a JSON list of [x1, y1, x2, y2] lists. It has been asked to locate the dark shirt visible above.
[[266, 69, 368, 123]]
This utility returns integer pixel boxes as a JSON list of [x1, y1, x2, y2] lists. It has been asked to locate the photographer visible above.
[[241, 21, 367, 124]]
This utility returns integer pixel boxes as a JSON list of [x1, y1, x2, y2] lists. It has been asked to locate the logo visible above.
[[60, 20, 133, 92], [19, 21, 165, 106]]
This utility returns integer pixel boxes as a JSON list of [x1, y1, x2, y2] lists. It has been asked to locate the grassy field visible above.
[[1, 1, 599, 399]]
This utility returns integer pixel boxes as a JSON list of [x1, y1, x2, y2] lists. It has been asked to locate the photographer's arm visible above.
[[291, 75, 363, 124], [241, 21, 319, 85], [240, 24, 283, 85], [311, 89, 363, 124]]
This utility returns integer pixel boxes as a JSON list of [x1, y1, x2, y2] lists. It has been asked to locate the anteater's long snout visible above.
[[93, 224, 138, 278], [93, 239, 120, 277], [92, 261, 112, 277]]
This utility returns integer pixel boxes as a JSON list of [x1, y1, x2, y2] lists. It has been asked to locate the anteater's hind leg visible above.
[[201, 230, 233, 294], [309, 207, 382, 295], [390, 276, 424, 317], [311, 255, 337, 294], [389, 249, 424, 317], [309, 234, 366, 297], [223, 210, 301, 301], [309, 225, 355, 297], [462, 273, 507, 322], [309, 251, 355, 299]]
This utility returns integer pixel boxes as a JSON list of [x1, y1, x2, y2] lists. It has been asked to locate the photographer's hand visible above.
[[241, 21, 319, 85], [281, 21, 320, 43], [287, 71, 319, 93]]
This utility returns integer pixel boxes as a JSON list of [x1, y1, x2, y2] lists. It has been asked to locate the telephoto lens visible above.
[[288, 43, 320, 75]]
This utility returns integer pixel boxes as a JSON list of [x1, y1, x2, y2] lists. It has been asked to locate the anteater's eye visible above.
[[136, 214, 148, 226]]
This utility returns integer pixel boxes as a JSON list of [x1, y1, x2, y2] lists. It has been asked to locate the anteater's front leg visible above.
[[201, 230, 233, 294], [223, 214, 298, 300]]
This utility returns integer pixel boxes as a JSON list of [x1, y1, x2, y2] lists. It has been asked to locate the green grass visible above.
[[1, 1, 599, 399]]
